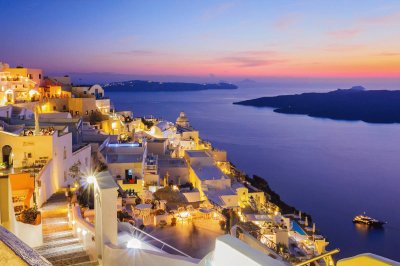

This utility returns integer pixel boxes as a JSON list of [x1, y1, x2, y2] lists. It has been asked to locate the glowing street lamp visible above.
[[87, 175, 96, 184], [127, 238, 142, 249]]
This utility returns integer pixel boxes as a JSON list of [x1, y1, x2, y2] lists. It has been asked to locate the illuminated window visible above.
[[64, 171, 67, 182]]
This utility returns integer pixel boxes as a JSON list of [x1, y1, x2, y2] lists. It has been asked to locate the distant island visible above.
[[103, 80, 238, 92], [234, 86, 400, 123]]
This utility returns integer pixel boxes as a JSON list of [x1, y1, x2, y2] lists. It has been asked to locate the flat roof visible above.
[[158, 158, 187, 168], [191, 164, 227, 181], [185, 150, 210, 158]]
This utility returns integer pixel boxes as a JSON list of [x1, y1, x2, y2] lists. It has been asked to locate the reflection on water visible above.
[[354, 223, 385, 237]]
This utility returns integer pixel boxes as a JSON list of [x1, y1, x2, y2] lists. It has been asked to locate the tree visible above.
[[89, 111, 103, 124]]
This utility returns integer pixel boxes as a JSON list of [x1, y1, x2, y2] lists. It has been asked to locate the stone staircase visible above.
[[35, 192, 98, 266]]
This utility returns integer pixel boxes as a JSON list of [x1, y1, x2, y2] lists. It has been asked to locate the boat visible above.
[[353, 213, 386, 227]]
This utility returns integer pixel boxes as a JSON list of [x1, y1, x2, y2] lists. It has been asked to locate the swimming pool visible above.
[[291, 221, 307, 236]]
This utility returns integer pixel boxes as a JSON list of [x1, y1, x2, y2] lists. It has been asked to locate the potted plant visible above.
[[20, 207, 41, 225], [171, 217, 177, 226]]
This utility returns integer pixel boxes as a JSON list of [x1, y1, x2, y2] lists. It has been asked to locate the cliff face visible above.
[[234, 87, 400, 123], [104, 80, 238, 92]]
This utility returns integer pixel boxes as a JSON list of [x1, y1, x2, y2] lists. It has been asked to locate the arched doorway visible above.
[[2, 145, 12, 168]]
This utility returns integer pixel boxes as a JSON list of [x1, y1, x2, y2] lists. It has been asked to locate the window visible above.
[[63, 105, 66, 110], [85, 110, 89, 115], [85, 157, 88, 166], [83, 91, 87, 94], [39, 74, 42, 79], [64, 171, 67, 182], [53, 106, 56, 111], [29, 74, 33, 79], [28, 153, 32, 158], [63, 146, 67, 159], [75, 111, 79, 115]]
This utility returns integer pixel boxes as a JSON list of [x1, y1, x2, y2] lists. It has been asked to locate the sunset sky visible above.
[[1, 0, 400, 79]]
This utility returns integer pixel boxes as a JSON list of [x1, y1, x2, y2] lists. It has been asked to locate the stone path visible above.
[[35, 192, 98, 266]]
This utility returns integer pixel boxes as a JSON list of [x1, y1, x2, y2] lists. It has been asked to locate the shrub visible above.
[[20, 207, 40, 225], [219, 220, 226, 230], [159, 220, 167, 228], [171, 217, 177, 226]]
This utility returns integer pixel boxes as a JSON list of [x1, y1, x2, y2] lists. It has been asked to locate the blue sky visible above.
[[1, 0, 400, 79]]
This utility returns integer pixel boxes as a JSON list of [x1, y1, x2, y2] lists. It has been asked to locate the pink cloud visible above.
[[217, 57, 287, 68], [360, 11, 400, 25], [324, 44, 366, 52], [235, 50, 279, 57], [113, 50, 157, 56], [328, 28, 362, 38]]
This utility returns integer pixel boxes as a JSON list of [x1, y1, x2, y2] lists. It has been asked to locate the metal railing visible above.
[[294, 248, 340, 266], [125, 223, 192, 258]]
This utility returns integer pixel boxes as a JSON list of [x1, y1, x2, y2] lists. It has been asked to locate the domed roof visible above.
[[176, 112, 189, 123]]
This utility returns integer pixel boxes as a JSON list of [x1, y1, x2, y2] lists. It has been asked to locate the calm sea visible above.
[[107, 82, 400, 261]]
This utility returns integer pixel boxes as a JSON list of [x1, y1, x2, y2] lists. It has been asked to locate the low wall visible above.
[[14, 220, 43, 248], [103, 243, 200, 266], [70, 205, 96, 260], [37, 160, 54, 207], [0, 225, 51, 266]]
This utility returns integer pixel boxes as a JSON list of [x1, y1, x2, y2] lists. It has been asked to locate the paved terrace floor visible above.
[[144, 218, 225, 259]]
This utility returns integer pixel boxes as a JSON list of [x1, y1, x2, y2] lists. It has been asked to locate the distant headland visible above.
[[234, 86, 400, 123], [104, 80, 238, 92]]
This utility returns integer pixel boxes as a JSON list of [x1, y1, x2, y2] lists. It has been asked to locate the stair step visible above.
[[46, 251, 88, 263], [44, 230, 74, 241], [42, 217, 69, 224], [36, 238, 80, 252], [43, 223, 71, 234], [39, 243, 85, 258], [51, 254, 91, 266], [72, 261, 99, 266]]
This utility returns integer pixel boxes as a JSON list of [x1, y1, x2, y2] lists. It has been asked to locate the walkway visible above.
[[35, 191, 98, 266]]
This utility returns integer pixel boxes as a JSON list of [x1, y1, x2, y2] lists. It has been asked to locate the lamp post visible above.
[[86, 175, 96, 208]]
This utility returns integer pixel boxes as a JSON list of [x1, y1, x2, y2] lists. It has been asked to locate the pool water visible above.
[[292, 221, 307, 236]]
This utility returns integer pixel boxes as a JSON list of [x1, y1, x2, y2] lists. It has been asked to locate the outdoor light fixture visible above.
[[82, 229, 87, 236], [77, 227, 82, 233], [87, 175, 96, 184], [127, 238, 142, 249]]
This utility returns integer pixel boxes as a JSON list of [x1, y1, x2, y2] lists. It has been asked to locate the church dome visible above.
[[176, 112, 190, 127]]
